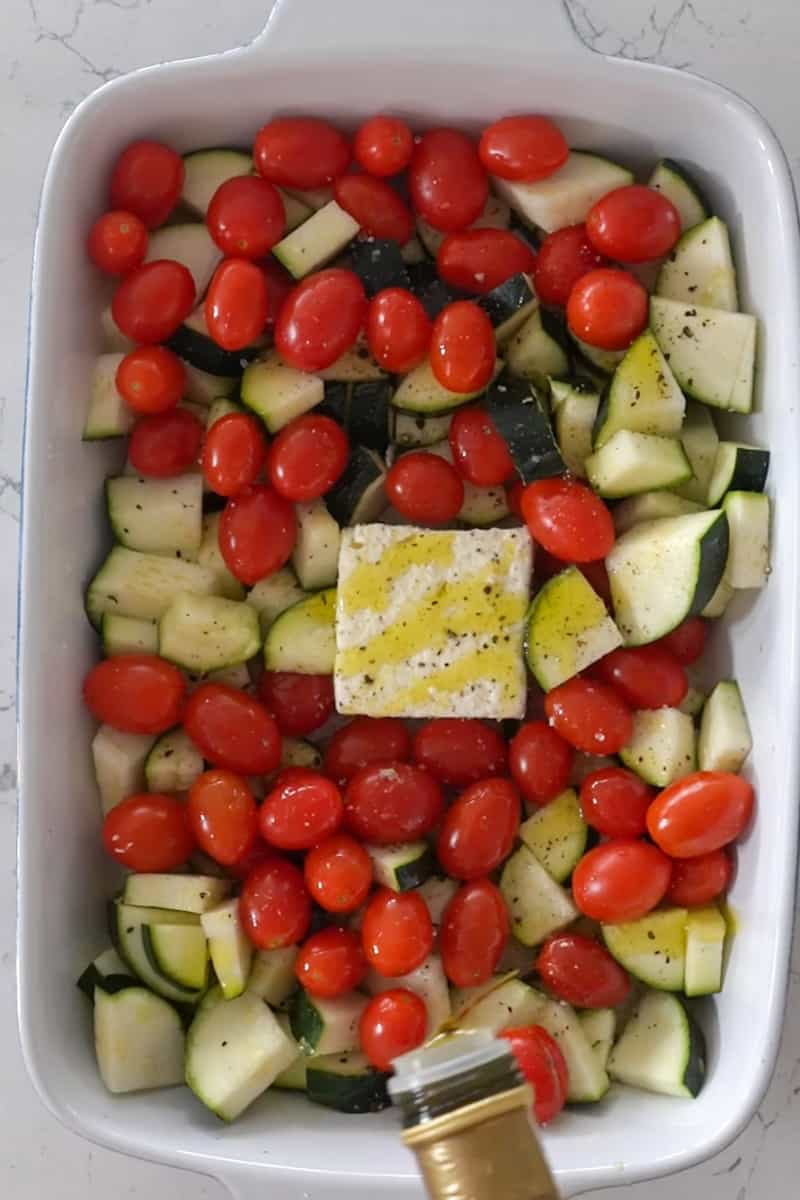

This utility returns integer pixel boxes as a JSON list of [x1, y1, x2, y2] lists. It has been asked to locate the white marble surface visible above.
[[2, 0, 799, 1196]]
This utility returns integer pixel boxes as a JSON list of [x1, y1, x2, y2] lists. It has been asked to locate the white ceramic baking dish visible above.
[[17, 1, 800, 1196]]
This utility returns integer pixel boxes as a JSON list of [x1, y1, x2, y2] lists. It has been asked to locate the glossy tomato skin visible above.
[[129, 408, 204, 478], [522, 477, 615, 563], [110, 140, 184, 229], [478, 116, 568, 182], [202, 413, 266, 497], [579, 766, 654, 838], [366, 288, 432, 374], [430, 301, 495, 393], [261, 256, 295, 330], [304, 833, 373, 913], [386, 452, 464, 524], [83, 654, 185, 734], [205, 259, 269, 351], [258, 671, 334, 736], [206, 176, 285, 258], [667, 848, 734, 907], [647, 771, 754, 858], [537, 933, 632, 1008], [112, 259, 195, 344], [102, 793, 194, 872], [532, 224, 607, 307], [228, 838, 276, 882], [266, 413, 349, 502], [219, 484, 297, 584], [183, 683, 282, 775], [544, 677, 633, 755], [656, 617, 708, 665], [592, 646, 688, 710], [567, 267, 648, 352], [239, 857, 312, 950], [324, 718, 412, 783], [295, 927, 366, 998], [437, 230, 536, 295], [187, 769, 257, 866], [586, 185, 681, 263], [344, 762, 443, 845], [362, 888, 434, 977], [448, 407, 514, 486], [509, 720, 574, 806], [275, 269, 367, 372], [413, 719, 507, 786], [88, 210, 148, 275], [253, 118, 350, 189], [499, 1025, 568, 1125], [354, 116, 414, 177], [359, 989, 428, 1071], [334, 175, 414, 244], [116, 346, 185, 415], [437, 778, 520, 880], [440, 879, 509, 987], [572, 839, 673, 922], [409, 129, 487, 232], [260, 768, 344, 851]]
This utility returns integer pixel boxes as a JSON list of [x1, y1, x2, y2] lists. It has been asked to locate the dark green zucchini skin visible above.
[[406, 261, 464, 318], [325, 446, 384, 525], [394, 845, 436, 891], [167, 325, 259, 377], [688, 512, 730, 615], [684, 1008, 707, 1097], [318, 381, 349, 426], [348, 239, 410, 296], [486, 373, 565, 484], [306, 1061, 391, 1114], [479, 272, 535, 328], [348, 381, 392, 454], [710, 446, 770, 502]]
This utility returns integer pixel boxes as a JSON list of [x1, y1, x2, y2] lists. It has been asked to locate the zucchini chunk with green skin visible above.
[[325, 447, 387, 526], [450, 972, 519, 1021], [272, 200, 360, 278], [316, 342, 387, 383], [263, 588, 337, 674], [180, 148, 252, 217], [95, 986, 185, 1095], [366, 841, 436, 892], [278, 737, 322, 771], [363, 955, 451, 1038], [417, 193, 511, 257], [392, 357, 503, 414], [685, 906, 727, 997], [606, 509, 729, 645], [246, 566, 308, 635], [536, 998, 610, 1103], [101, 304, 135, 353], [77, 947, 138, 1000], [168, 305, 262, 377], [102, 613, 159, 657], [86, 546, 231, 627], [184, 364, 238, 407], [106, 474, 203, 559], [292, 500, 341, 590], [648, 158, 709, 232], [290, 988, 367, 1055], [425, 439, 510, 526], [593, 331, 685, 450], [145, 223, 222, 298], [111, 902, 205, 1005], [348, 238, 410, 296], [578, 1008, 616, 1072], [201, 899, 254, 1000], [602, 908, 688, 992], [673, 399, 719, 504], [206, 397, 242, 428], [83, 353, 134, 440], [586, 432, 691, 499], [722, 491, 770, 588], [505, 305, 569, 383], [450, 977, 547, 1035], [526, 566, 622, 691], [701, 575, 735, 618], [570, 333, 625, 377], [655, 216, 738, 312], [613, 492, 703, 535], [273, 1013, 306, 1091], [390, 409, 453, 449], [707, 443, 770, 507], [92, 725, 155, 815], [500, 845, 578, 946], [608, 990, 705, 1098], [485, 373, 564, 484], [240, 355, 325, 433], [247, 946, 298, 1007], [619, 708, 696, 787], [478, 272, 537, 344], [145, 728, 203, 793], [123, 873, 231, 913], [550, 377, 600, 478], [519, 788, 588, 883], [306, 1051, 390, 1114], [347, 380, 393, 454], [406, 262, 464, 321], [158, 592, 261, 674], [679, 677, 707, 719], [649, 296, 756, 413], [197, 513, 246, 601], [142, 922, 209, 992], [698, 680, 752, 772], [493, 151, 634, 233]]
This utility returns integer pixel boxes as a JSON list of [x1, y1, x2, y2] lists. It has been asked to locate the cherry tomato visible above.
[[479, 116, 568, 183], [109, 140, 184, 229], [656, 617, 708, 666], [295, 927, 366, 998], [128, 408, 204, 478], [592, 646, 688, 710], [116, 346, 185, 415], [207, 175, 285, 258], [580, 766, 654, 838], [218, 484, 297, 584], [437, 779, 520, 880], [83, 654, 185, 734], [360, 989, 427, 1070], [260, 768, 344, 851], [409, 129, 487, 232], [325, 718, 412, 783], [498, 1025, 568, 1126], [266, 413, 349, 502], [533, 224, 607, 307], [258, 671, 334, 736], [366, 288, 432, 374], [276, 268, 367, 372], [430, 301, 495, 393], [261, 256, 295, 330], [102, 793, 194, 872], [440, 878, 509, 987], [334, 175, 414, 244], [572, 839, 673, 922], [506, 478, 525, 518], [437, 230, 536, 295], [362, 888, 434, 977], [112, 259, 195, 344], [447, 407, 515, 487], [521, 477, 615, 563], [566, 268, 648, 351], [183, 682, 282, 775], [536, 933, 632, 1008], [253, 118, 350, 189], [647, 771, 754, 858], [345, 762, 443, 845], [412, 719, 507, 787], [509, 720, 574, 805], [187, 769, 257, 866], [667, 848, 734, 907], [239, 857, 311, 950], [202, 413, 266, 496], [228, 838, 276, 882], [354, 116, 414, 178], [88, 210, 148, 275], [544, 677, 633, 755], [205, 258, 269, 352], [386, 451, 464, 524], [304, 833, 373, 913], [586, 185, 681, 263]]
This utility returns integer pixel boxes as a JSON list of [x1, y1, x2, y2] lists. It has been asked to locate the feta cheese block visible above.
[[334, 524, 532, 719]]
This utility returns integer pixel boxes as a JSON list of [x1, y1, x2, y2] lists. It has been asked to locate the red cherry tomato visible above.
[[667, 848, 734, 907], [276, 268, 367, 372], [359, 989, 428, 1071], [366, 288, 432, 374], [437, 778, 520, 880], [440, 878, 509, 987], [354, 116, 414, 178], [592, 646, 688, 710], [260, 768, 344, 851], [183, 682, 282, 775], [479, 116, 568, 183], [544, 678, 633, 755], [324, 718, 412, 783], [344, 762, 443, 845], [566, 268, 648, 352], [304, 833, 373, 913], [239, 857, 311, 950], [295, 927, 366, 998], [509, 720, 574, 805], [88, 210, 148, 275], [128, 408, 204, 478], [499, 1025, 569, 1126], [448, 407, 515, 486], [536, 933, 632, 1008], [187, 769, 257, 866], [409, 129, 487, 233], [227, 838, 276, 882], [254, 118, 350, 189], [112, 259, 195, 344], [206, 176, 285, 258], [647, 771, 754, 858], [656, 617, 708, 666], [261, 256, 295, 330], [437, 230, 536, 295], [522, 477, 615, 563], [430, 301, 495, 394], [116, 346, 185, 415], [386, 451, 464, 524], [202, 413, 267, 497], [83, 654, 185, 734], [506, 478, 525, 518], [586, 185, 681, 263], [205, 259, 269, 352], [579, 767, 654, 838], [218, 484, 297, 584], [110, 140, 184, 229], [267, 413, 349, 502], [258, 671, 334, 736], [572, 839, 673, 922], [334, 175, 414, 244], [412, 719, 507, 787], [362, 888, 434, 977], [533, 224, 607, 307], [102, 793, 194, 872]]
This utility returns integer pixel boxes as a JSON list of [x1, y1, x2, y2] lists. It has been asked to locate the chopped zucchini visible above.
[[519, 788, 588, 883], [450, 977, 547, 1035], [493, 151, 633, 233], [290, 989, 367, 1055], [273, 1013, 306, 1090], [247, 946, 298, 1008], [144, 223, 222, 297], [264, 588, 337, 674], [197, 512, 246, 601], [586, 432, 691, 499], [613, 492, 702, 535], [292, 499, 341, 589], [537, 998, 610, 1102], [648, 159, 708, 231], [240, 355, 324, 433], [505, 306, 569, 383], [722, 491, 770, 588], [655, 217, 738, 311], [145, 728, 203, 793], [364, 955, 451, 1038], [316, 343, 386, 383], [392, 357, 502, 414], [707, 443, 770, 507], [390, 409, 453, 449], [500, 845, 578, 946], [86, 546, 230, 627], [105, 474, 203, 559], [111, 901, 204, 1005], [94, 986, 185, 1094], [83, 353, 134, 440], [326, 447, 387, 526], [101, 613, 159, 656], [305, 1051, 390, 1114], [142, 922, 209, 992], [698, 680, 752, 772], [273, 200, 360, 278], [675, 400, 719, 504], [247, 567, 308, 636], [619, 708, 696, 787], [593, 331, 685, 449], [578, 1008, 616, 1072], [180, 148, 251, 217], [201, 899, 254, 1000], [525, 566, 622, 691], [417, 876, 459, 930], [77, 947, 138, 1000], [348, 238, 410, 296], [366, 841, 436, 892], [650, 296, 756, 413], [158, 592, 261, 673], [123, 873, 231, 914], [685, 906, 727, 997], [91, 725, 155, 815], [485, 373, 564, 484], [608, 990, 705, 1098], [550, 377, 600, 477], [602, 908, 688, 992]]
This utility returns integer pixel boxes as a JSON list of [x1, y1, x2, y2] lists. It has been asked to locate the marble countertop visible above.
[[2, 1, 798, 1196]]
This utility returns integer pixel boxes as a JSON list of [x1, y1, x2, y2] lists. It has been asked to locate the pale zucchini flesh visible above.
[[518, 788, 588, 883], [593, 331, 685, 449], [619, 707, 697, 787], [698, 680, 752, 772], [602, 908, 688, 992], [291, 500, 341, 590], [586, 431, 691, 499], [94, 987, 185, 1095], [500, 845, 578, 946], [263, 588, 337, 673], [158, 592, 261, 674], [526, 566, 621, 691], [608, 990, 705, 1097]]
